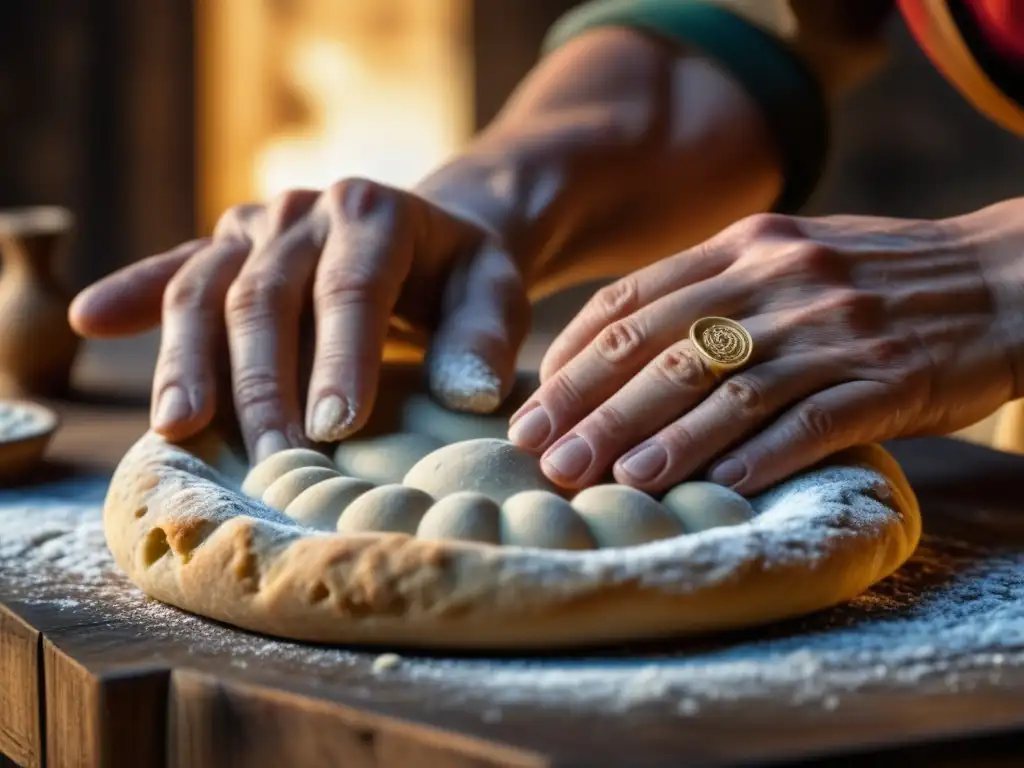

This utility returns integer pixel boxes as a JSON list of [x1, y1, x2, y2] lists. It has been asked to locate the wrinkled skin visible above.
[[509, 200, 1024, 494], [70, 179, 530, 462]]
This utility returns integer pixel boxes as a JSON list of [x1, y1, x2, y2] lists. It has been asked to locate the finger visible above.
[[536, 316, 780, 488], [539, 240, 733, 381], [304, 179, 416, 442], [151, 238, 249, 440], [426, 242, 530, 413], [509, 273, 749, 455], [68, 240, 207, 338], [225, 190, 321, 461], [704, 380, 897, 496], [609, 352, 843, 491]]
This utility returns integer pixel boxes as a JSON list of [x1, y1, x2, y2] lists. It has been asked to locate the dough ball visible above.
[[661, 481, 756, 532], [336, 484, 434, 535], [500, 490, 596, 550], [400, 394, 510, 444], [403, 438, 558, 503], [285, 476, 375, 530], [333, 432, 443, 485], [416, 492, 502, 544], [241, 448, 335, 498], [571, 485, 685, 548], [262, 466, 340, 511]]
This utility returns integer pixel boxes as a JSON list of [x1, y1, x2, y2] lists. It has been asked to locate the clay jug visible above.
[[0, 207, 81, 397]]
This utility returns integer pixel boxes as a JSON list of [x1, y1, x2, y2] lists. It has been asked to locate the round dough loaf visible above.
[[241, 448, 335, 497], [262, 466, 340, 511], [501, 490, 596, 550], [333, 432, 443, 485], [285, 476, 374, 530], [661, 481, 756, 533], [571, 485, 685, 548], [336, 484, 434, 535], [416, 492, 502, 545], [403, 438, 559, 503]]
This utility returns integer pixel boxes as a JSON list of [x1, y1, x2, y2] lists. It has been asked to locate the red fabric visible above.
[[965, 0, 1024, 62], [898, 0, 1024, 71]]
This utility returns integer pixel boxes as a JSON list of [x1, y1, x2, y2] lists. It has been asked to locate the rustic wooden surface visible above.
[[5, 341, 1024, 765]]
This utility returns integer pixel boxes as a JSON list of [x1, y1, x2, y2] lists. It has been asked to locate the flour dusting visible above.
[[3, 475, 1024, 718]]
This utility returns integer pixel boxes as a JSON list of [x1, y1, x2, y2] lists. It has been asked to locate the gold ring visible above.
[[689, 316, 753, 377]]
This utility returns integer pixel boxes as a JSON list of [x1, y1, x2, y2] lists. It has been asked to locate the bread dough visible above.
[[262, 466, 341, 511], [336, 484, 434, 535], [570, 485, 685, 547], [285, 476, 374, 530], [500, 490, 597, 550], [241, 448, 334, 497], [334, 432, 443, 485], [102, 364, 922, 650], [403, 438, 560, 503], [416, 491, 502, 544], [661, 482, 756, 532]]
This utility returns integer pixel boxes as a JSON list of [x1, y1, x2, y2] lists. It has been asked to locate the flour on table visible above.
[[3, 475, 1024, 718]]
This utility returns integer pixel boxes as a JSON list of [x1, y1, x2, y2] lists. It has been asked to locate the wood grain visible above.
[[43, 638, 168, 768], [0, 606, 41, 768], [170, 670, 545, 768]]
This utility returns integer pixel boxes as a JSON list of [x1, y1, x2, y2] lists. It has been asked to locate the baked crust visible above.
[[103, 379, 921, 650]]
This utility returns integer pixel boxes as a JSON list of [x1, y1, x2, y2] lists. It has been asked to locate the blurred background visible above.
[[1, 0, 1022, 395]]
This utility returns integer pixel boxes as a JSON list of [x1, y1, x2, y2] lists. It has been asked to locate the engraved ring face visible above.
[[689, 317, 753, 374]]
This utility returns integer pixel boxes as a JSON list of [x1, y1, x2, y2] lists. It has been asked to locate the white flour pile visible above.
[[3, 476, 1024, 717]]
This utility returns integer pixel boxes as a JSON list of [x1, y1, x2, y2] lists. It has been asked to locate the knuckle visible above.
[[214, 203, 259, 240], [594, 318, 645, 363], [589, 403, 630, 436], [267, 188, 319, 231], [772, 241, 838, 280], [652, 345, 709, 389], [325, 176, 391, 218], [794, 402, 833, 441], [163, 274, 207, 313], [225, 272, 293, 319], [657, 422, 698, 456], [232, 367, 283, 410], [864, 335, 912, 367], [313, 266, 390, 307], [546, 373, 586, 413], [591, 277, 640, 319], [155, 342, 194, 377], [733, 212, 797, 243], [720, 375, 766, 418]]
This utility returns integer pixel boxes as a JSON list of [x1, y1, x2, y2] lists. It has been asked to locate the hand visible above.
[[508, 200, 1024, 495], [70, 177, 530, 461]]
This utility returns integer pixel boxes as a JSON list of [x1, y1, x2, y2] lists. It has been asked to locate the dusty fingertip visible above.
[[427, 350, 503, 414], [306, 393, 357, 443]]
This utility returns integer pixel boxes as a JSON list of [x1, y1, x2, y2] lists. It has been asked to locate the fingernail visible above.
[[254, 430, 290, 463], [307, 394, 352, 442], [507, 404, 551, 450], [709, 457, 747, 488], [542, 435, 593, 483], [428, 351, 502, 413], [617, 442, 668, 482], [152, 386, 192, 430]]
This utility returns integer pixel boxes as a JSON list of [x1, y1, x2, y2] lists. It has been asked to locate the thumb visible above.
[[68, 241, 201, 338], [426, 242, 530, 413]]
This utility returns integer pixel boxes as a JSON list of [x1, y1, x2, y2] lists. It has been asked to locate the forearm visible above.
[[416, 27, 783, 298]]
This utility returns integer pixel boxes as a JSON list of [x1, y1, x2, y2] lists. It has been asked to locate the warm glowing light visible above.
[[197, 0, 472, 231]]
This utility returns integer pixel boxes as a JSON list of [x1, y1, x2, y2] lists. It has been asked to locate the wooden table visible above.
[[7, 376, 1024, 766]]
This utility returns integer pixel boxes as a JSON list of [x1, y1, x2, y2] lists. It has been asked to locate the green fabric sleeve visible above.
[[542, 0, 830, 214]]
